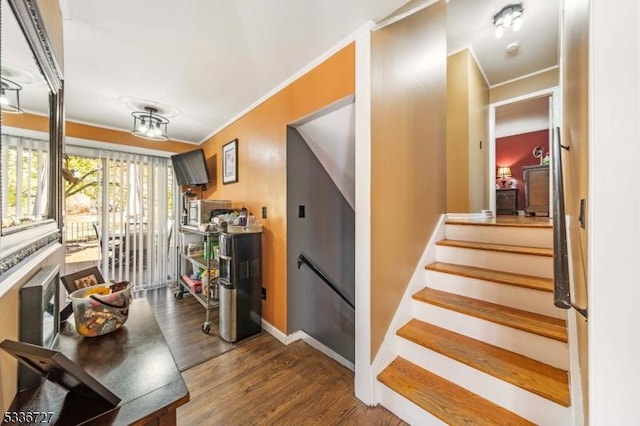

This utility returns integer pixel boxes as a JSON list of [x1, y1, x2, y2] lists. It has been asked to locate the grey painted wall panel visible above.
[[286, 126, 355, 363]]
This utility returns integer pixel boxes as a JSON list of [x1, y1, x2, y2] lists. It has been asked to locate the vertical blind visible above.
[[1, 134, 49, 224], [94, 149, 175, 290], [61, 145, 175, 290]]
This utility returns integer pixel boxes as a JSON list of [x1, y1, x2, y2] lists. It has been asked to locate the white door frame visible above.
[[488, 86, 561, 215]]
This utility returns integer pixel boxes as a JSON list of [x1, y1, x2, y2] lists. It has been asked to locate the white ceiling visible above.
[[1, 0, 49, 115], [3, 0, 560, 143], [447, 0, 559, 86], [57, 0, 410, 143]]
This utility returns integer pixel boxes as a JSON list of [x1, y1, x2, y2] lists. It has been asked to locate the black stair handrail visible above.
[[552, 126, 588, 320], [297, 254, 354, 309]]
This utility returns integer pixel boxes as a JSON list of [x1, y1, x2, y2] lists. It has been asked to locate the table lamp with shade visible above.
[[497, 166, 512, 188]]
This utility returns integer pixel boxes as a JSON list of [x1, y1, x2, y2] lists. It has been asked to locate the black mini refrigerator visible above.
[[218, 230, 262, 343]]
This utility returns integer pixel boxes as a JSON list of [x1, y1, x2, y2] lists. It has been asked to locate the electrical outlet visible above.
[[262, 206, 267, 219], [261, 287, 267, 300]]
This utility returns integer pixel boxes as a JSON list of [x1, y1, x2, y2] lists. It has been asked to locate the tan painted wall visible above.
[[562, 0, 589, 419], [370, 2, 446, 358], [199, 45, 355, 333], [467, 53, 490, 212], [446, 50, 470, 212], [490, 68, 559, 104], [446, 49, 489, 212]]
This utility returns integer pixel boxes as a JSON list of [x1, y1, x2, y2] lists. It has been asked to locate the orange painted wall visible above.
[[199, 44, 355, 333], [66, 121, 195, 153], [2, 112, 49, 133], [3, 113, 195, 153]]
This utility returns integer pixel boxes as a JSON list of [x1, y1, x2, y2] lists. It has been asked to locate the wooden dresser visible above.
[[496, 188, 518, 215], [523, 164, 550, 216]]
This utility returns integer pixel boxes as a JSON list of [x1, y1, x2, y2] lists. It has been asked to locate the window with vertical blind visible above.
[[66, 144, 176, 290], [1, 134, 49, 227]]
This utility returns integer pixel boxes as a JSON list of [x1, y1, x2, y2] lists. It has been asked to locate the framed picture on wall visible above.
[[222, 139, 238, 184]]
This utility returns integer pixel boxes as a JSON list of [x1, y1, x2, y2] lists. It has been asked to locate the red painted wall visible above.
[[496, 129, 549, 211]]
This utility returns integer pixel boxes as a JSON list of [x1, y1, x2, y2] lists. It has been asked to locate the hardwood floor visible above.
[[135, 286, 234, 371], [138, 286, 403, 425], [177, 333, 405, 425]]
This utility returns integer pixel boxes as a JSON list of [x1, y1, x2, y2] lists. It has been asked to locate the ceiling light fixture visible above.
[[131, 106, 169, 141], [0, 77, 24, 114], [493, 4, 524, 39]]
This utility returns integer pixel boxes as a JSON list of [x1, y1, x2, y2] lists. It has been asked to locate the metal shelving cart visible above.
[[175, 225, 219, 334]]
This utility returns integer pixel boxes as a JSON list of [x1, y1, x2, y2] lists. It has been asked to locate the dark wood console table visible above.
[[8, 299, 189, 425]]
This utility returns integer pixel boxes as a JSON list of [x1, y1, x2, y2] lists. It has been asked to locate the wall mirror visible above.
[[0, 0, 63, 277]]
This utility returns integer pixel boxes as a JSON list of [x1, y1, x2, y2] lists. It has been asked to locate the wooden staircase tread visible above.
[[398, 319, 570, 406], [445, 218, 552, 228], [413, 288, 567, 342], [436, 239, 553, 257], [426, 261, 554, 292], [378, 357, 535, 425]]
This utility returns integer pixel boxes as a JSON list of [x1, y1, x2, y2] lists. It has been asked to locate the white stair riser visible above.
[[436, 246, 553, 278], [445, 224, 553, 248], [397, 339, 571, 425], [425, 272, 566, 319], [378, 383, 446, 426], [413, 302, 569, 369]]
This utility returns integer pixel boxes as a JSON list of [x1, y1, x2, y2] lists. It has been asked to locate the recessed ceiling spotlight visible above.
[[506, 42, 520, 55]]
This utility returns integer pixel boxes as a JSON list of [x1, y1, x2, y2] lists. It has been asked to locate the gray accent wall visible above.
[[286, 126, 355, 363]]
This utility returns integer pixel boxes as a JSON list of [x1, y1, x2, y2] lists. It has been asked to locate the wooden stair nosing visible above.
[[425, 261, 554, 293], [398, 319, 570, 406], [445, 219, 552, 229], [378, 357, 535, 426], [413, 288, 568, 342], [436, 239, 554, 257]]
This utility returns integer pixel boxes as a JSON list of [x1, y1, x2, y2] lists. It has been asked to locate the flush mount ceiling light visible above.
[[493, 3, 524, 39], [131, 106, 169, 141], [0, 77, 24, 114]]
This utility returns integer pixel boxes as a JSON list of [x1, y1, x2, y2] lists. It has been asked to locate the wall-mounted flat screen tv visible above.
[[171, 149, 210, 186]]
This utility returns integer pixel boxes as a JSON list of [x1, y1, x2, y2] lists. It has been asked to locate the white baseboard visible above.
[[261, 318, 289, 344], [261, 319, 354, 371], [298, 332, 355, 371]]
